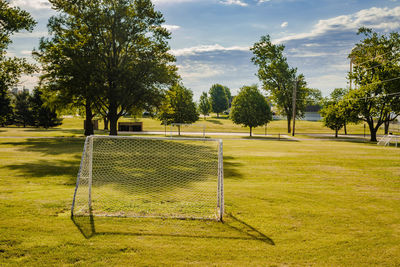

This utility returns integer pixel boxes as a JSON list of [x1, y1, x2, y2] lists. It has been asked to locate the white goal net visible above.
[[71, 136, 224, 221]]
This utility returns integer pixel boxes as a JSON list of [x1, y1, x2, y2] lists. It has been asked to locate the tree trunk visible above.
[[344, 122, 347, 135], [109, 104, 118, 136], [178, 125, 181, 136], [103, 116, 109, 130], [250, 126, 252, 137], [217, 112, 219, 118], [335, 129, 338, 138], [368, 120, 377, 142], [287, 116, 291, 134], [84, 103, 94, 136], [384, 120, 390, 135]]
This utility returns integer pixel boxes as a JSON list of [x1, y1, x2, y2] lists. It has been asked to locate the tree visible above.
[[251, 35, 308, 133], [35, 13, 100, 136], [209, 84, 229, 117], [30, 88, 62, 128], [158, 83, 199, 135], [198, 92, 211, 119], [37, 0, 177, 136], [224, 86, 232, 108], [0, 89, 13, 126], [347, 27, 400, 141], [328, 88, 360, 135], [13, 91, 33, 127], [230, 85, 272, 137], [0, 1, 36, 126], [320, 100, 346, 138]]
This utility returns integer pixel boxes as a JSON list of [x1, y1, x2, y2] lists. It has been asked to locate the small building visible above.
[[118, 122, 143, 132]]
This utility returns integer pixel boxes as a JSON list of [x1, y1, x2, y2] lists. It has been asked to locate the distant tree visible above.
[[347, 27, 400, 141], [13, 91, 33, 127], [158, 84, 199, 135], [251, 35, 308, 133], [0, 89, 13, 126], [0, 1, 36, 127], [30, 88, 62, 128], [209, 84, 229, 117], [224, 86, 232, 108], [306, 88, 323, 106], [320, 102, 346, 138], [198, 92, 211, 119], [230, 85, 272, 137], [330, 88, 361, 134]]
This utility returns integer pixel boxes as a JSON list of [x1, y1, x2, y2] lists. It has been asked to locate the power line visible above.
[[357, 55, 400, 72], [280, 89, 400, 103], [351, 48, 400, 67]]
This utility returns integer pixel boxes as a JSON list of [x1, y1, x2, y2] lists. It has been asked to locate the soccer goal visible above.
[[71, 135, 224, 221]]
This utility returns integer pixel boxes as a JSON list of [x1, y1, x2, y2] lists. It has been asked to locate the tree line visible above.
[[1, 88, 62, 128], [1, 1, 399, 140]]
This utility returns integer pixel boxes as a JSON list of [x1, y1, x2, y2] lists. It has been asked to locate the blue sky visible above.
[[7, 0, 400, 100]]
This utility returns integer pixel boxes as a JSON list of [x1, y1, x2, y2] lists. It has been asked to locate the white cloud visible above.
[[171, 44, 250, 56], [220, 0, 248, 7], [281, 21, 288, 28], [177, 62, 225, 79], [307, 74, 347, 91], [258, 0, 271, 3], [13, 31, 49, 38], [276, 6, 400, 43], [10, 0, 51, 10], [163, 24, 181, 31], [20, 50, 32, 55]]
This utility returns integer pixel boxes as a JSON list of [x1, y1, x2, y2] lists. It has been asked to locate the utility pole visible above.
[[292, 78, 298, 137], [349, 58, 353, 90]]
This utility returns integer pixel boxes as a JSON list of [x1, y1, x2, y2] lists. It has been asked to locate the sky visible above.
[[7, 0, 400, 100]]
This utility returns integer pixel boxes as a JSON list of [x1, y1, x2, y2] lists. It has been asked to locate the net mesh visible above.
[[72, 136, 223, 220]]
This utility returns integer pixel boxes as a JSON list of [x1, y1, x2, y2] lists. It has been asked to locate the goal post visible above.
[[71, 135, 224, 221]]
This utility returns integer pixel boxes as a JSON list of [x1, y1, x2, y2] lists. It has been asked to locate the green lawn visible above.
[[0, 135, 399, 266], [0, 116, 395, 138]]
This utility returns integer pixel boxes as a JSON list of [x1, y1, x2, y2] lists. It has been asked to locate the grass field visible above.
[[0, 115, 397, 138], [0, 126, 399, 265]]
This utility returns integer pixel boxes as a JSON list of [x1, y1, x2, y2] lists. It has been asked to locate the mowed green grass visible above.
[[0, 136, 399, 266], [0, 116, 394, 137]]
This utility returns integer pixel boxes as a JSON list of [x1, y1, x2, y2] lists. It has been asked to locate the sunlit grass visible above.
[[0, 137, 399, 265], [0, 116, 394, 138]]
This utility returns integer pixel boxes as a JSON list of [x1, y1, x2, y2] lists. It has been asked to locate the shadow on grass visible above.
[[242, 136, 299, 142], [296, 134, 378, 145], [1, 138, 84, 155], [71, 213, 274, 245], [3, 125, 84, 135], [4, 159, 80, 184], [224, 156, 243, 179], [206, 119, 223, 125]]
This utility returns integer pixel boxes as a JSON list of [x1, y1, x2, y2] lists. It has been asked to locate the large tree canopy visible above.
[[346, 27, 400, 141], [0, 1, 36, 126], [37, 0, 178, 135], [251, 35, 308, 133]]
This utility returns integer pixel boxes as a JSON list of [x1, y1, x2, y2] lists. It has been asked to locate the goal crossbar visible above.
[[71, 135, 224, 221]]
